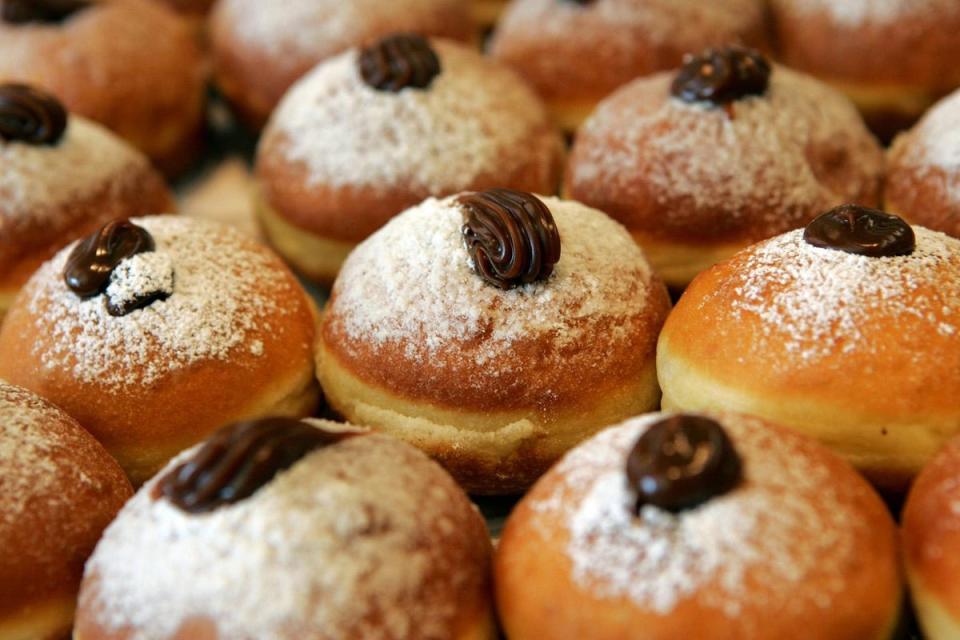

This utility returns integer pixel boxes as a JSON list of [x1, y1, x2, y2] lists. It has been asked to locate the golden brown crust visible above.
[[903, 436, 960, 634], [0, 219, 320, 486], [209, 0, 474, 129], [495, 413, 902, 640], [886, 92, 960, 239], [564, 69, 884, 288], [0, 383, 132, 635], [0, 0, 207, 175], [656, 227, 960, 489], [74, 431, 495, 640], [489, 0, 770, 104], [322, 286, 669, 414], [258, 131, 563, 245], [316, 195, 671, 492], [0, 170, 174, 314], [770, 0, 960, 91]]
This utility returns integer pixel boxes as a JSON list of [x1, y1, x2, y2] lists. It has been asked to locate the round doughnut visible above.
[[256, 36, 563, 284], [317, 191, 671, 494], [0, 215, 320, 485], [903, 434, 960, 639], [210, 0, 474, 128], [0, 381, 131, 640], [0, 84, 173, 319], [887, 88, 960, 238], [0, 0, 206, 175], [769, 0, 960, 141], [657, 206, 960, 491], [489, 0, 771, 131], [495, 411, 901, 639], [74, 418, 494, 640], [565, 49, 884, 289]]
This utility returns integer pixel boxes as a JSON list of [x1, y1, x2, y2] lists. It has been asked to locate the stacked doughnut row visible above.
[[3, 1, 960, 639]]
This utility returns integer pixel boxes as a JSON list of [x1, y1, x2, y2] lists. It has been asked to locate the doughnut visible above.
[[657, 205, 960, 490], [903, 434, 960, 639], [565, 47, 885, 289], [887, 88, 960, 238], [256, 35, 563, 284], [0, 83, 173, 319], [0, 381, 131, 640], [489, 0, 771, 131], [210, 0, 474, 128], [0, 0, 206, 175], [74, 417, 495, 640], [317, 190, 671, 494], [495, 411, 902, 639], [0, 216, 320, 485], [769, 0, 960, 141]]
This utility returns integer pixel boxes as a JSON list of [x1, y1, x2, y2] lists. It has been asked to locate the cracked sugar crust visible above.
[[22, 215, 297, 389], [567, 66, 883, 242], [527, 413, 884, 624], [262, 40, 559, 196], [80, 427, 491, 640]]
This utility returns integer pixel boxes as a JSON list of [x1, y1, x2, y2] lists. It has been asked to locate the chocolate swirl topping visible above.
[[626, 415, 742, 513], [671, 46, 771, 106], [0, 83, 67, 145], [803, 204, 916, 257], [156, 418, 362, 513], [460, 188, 561, 290], [359, 33, 442, 93], [1, 0, 89, 24], [64, 220, 155, 298]]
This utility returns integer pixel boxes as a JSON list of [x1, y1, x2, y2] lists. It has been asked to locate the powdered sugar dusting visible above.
[[264, 40, 557, 195], [498, 0, 764, 49], [535, 413, 859, 620], [85, 428, 484, 639], [571, 66, 882, 227], [773, 0, 956, 26], [104, 251, 175, 313], [218, 0, 467, 61], [0, 382, 95, 526], [329, 195, 655, 364], [0, 116, 146, 227], [725, 227, 960, 361], [889, 89, 960, 202], [26, 216, 294, 389]]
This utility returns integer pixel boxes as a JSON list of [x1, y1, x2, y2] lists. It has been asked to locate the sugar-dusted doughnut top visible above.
[[663, 224, 960, 416], [261, 40, 560, 198], [490, 0, 769, 100], [566, 66, 883, 244], [0, 381, 130, 616], [887, 89, 960, 237], [78, 425, 491, 640], [321, 194, 670, 410], [500, 412, 898, 637], [8, 215, 307, 390]]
